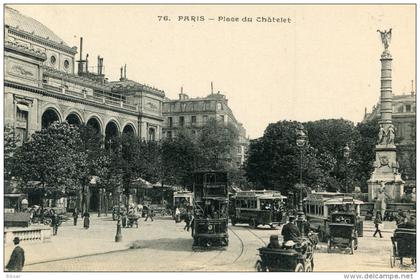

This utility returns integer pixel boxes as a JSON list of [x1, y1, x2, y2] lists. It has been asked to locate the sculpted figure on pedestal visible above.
[[377, 124, 386, 145], [377, 28, 392, 50], [387, 124, 395, 145]]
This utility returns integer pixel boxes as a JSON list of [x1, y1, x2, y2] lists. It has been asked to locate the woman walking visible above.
[[83, 212, 90, 229]]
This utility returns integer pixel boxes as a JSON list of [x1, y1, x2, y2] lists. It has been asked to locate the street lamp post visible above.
[[343, 144, 350, 194], [115, 185, 123, 242], [295, 123, 308, 236]]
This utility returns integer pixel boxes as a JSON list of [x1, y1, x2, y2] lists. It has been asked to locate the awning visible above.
[[131, 177, 153, 188], [16, 103, 29, 111]]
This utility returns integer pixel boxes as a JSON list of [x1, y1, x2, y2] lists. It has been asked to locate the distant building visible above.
[[162, 84, 249, 165], [363, 87, 416, 188]]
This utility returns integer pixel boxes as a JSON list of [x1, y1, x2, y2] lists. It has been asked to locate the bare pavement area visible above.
[[4, 215, 416, 272]]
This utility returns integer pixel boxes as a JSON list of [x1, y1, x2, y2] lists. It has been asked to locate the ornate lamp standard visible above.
[[295, 123, 308, 235], [343, 144, 350, 193], [115, 184, 123, 242]]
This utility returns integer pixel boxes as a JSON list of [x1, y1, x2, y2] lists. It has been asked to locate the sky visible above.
[[8, 4, 416, 139]]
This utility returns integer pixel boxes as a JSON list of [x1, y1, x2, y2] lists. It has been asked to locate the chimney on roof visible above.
[[85, 54, 89, 73], [124, 64, 127, 79], [211, 81, 214, 94], [179, 86, 189, 100], [77, 37, 86, 75], [79, 37, 83, 61], [120, 66, 123, 81]]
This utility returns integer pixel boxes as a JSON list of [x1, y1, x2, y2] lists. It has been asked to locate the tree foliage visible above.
[[13, 122, 87, 197], [245, 119, 379, 194]]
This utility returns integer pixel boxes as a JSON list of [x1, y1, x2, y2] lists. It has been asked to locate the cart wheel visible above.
[[295, 263, 304, 272], [350, 240, 355, 255], [255, 260, 266, 272], [249, 219, 257, 229], [304, 261, 312, 272], [327, 239, 332, 253]]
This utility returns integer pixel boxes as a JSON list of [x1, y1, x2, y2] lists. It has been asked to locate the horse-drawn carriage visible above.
[[390, 228, 416, 267], [256, 237, 315, 272], [327, 212, 358, 254]]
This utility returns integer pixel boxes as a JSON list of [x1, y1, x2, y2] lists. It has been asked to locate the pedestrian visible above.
[[83, 212, 90, 229], [373, 211, 383, 238], [72, 207, 79, 226], [175, 207, 181, 223], [184, 210, 191, 231], [144, 206, 154, 222], [51, 213, 60, 235], [6, 237, 25, 272]]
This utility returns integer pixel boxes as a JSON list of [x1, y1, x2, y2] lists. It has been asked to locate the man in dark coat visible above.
[[6, 237, 25, 272], [72, 208, 79, 226], [51, 213, 60, 235], [281, 216, 301, 242]]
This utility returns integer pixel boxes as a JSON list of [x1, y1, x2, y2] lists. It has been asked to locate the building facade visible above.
[[363, 88, 416, 188], [4, 7, 250, 210], [162, 86, 249, 165], [4, 7, 165, 146]]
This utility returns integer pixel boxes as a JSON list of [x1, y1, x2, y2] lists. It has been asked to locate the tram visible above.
[[303, 192, 364, 242], [173, 191, 194, 220], [230, 190, 286, 228], [191, 170, 229, 249]]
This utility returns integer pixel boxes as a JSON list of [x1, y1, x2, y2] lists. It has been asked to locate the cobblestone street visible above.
[[5, 215, 415, 272]]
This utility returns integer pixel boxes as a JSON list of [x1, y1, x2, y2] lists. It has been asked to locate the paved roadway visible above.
[[23, 218, 416, 272]]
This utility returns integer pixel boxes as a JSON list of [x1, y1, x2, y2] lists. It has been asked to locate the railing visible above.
[[43, 84, 138, 112], [4, 225, 52, 244]]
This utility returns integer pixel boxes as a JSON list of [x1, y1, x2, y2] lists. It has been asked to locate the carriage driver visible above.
[[281, 216, 301, 243]]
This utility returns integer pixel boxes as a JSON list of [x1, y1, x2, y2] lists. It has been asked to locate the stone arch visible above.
[[105, 119, 120, 148], [122, 122, 136, 135], [66, 111, 83, 126], [41, 107, 62, 129], [86, 115, 103, 135]]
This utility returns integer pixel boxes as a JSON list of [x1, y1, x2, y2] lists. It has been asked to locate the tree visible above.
[[12, 122, 87, 206], [78, 124, 108, 213], [161, 129, 197, 188], [4, 125, 20, 182], [352, 119, 379, 192], [244, 120, 325, 194], [196, 118, 239, 170]]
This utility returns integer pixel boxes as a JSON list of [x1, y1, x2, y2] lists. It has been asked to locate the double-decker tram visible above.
[[192, 171, 229, 249], [304, 192, 364, 242], [230, 190, 286, 229]]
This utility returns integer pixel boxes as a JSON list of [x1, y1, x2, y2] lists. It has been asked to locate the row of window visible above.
[[304, 203, 325, 217], [166, 101, 224, 113], [49, 55, 70, 70], [394, 104, 415, 113], [168, 115, 225, 127]]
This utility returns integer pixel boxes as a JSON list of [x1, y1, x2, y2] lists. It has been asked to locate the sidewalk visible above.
[[363, 221, 397, 234], [4, 214, 165, 266]]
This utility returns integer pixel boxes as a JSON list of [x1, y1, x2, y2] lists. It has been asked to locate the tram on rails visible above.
[[230, 190, 286, 229], [303, 192, 364, 242], [191, 170, 229, 249]]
